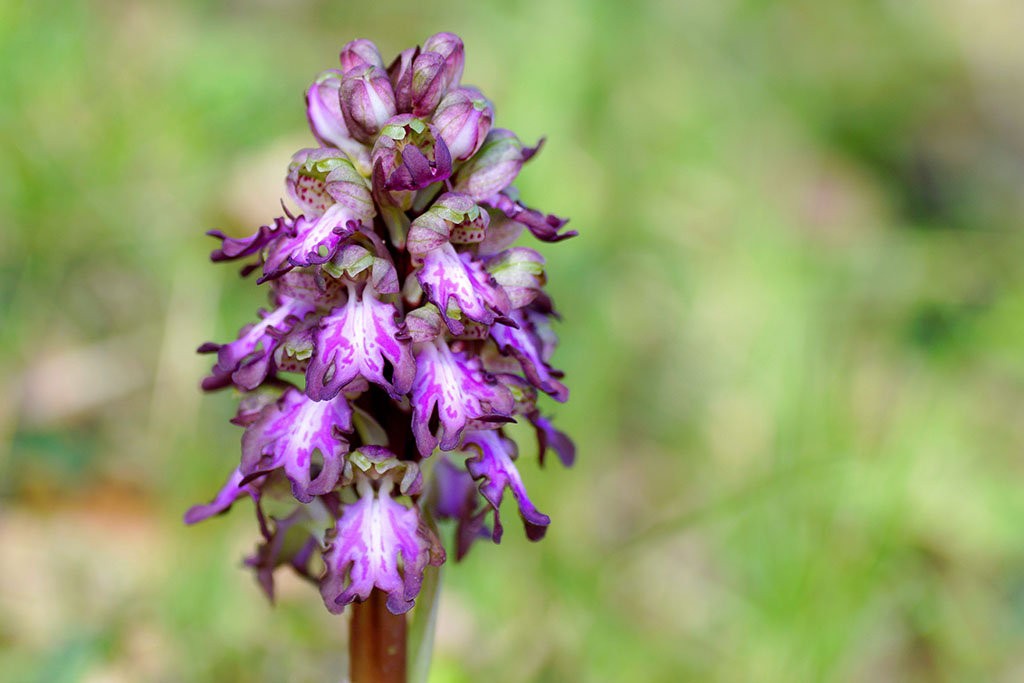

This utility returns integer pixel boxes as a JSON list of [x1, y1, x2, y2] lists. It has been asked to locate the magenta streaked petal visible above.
[[411, 340, 514, 456], [463, 430, 550, 542], [321, 479, 445, 615], [305, 286, 415, 401], [416, 243, 510, 334], [241, 388, 352, 503]]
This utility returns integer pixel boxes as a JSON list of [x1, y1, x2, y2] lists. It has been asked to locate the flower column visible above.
[[188, 33, 576, 683]]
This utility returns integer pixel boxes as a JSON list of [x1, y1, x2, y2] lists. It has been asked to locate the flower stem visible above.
[[350, 590, 407, 683]]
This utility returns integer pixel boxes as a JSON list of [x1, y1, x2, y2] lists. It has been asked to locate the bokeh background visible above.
[[3, 0, 1024, 681]]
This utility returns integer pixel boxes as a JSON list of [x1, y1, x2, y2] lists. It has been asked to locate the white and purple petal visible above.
[[416, 243, 510, 334], [320, 479, 444, 615], [305, 287, 415, 401], [241, 388, 352, 503], [410, 340, 514, 456]]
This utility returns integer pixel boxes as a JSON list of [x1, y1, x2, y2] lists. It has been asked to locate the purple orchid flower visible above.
[[189, 36, 576, 668]]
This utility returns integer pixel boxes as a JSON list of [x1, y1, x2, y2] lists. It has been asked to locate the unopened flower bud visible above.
[[433, 87, 494, 161], [422, 32, 464, 91], [339, 38, 384, 73], [340, 65, 397, 143]]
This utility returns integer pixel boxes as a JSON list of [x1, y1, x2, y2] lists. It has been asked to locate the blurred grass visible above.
[[3, 0, 1024, 681]]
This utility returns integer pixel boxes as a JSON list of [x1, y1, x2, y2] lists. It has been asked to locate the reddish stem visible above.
[[350, 590, 407, 683]]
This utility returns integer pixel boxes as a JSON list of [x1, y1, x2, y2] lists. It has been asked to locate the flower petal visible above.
[[489, 309, 568, 401], [320, 479, 444, 615], [241, 388, 352, 503], [184, 467, 264, 524], [306, 286, 415, 401], [198, 296, 314, 392], [417, 243, 510, 334], [463, 430, 550, 542], [410, 340, 514, 456]]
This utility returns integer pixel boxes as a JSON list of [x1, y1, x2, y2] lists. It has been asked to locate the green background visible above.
[[3, 0, 1024, 681]]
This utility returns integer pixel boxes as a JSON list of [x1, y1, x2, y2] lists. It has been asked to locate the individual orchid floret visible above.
[[340, 65, 397, 143], [246, 505, 324, 602], [421, 32, 464, 92], [463, 429, 550, 542], [339, 38, 385, 73], [407, 192, 488, 256], [452, 129, 537, 200], [305, 283, 415, 401], [433, 87, 494, 161], [260, 155, 375, 277], [408, 51, 447, 117], [241, 387, 353, 503], [198, 295, 314, 391], [411, 338, 514, 456], [416, 242, 510, 334], [321, 466, 444, 615]]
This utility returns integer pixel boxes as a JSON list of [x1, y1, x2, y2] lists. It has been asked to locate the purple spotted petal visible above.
[[411, 340, 514, 456], [463, 430, 550, 542], [184, 467, 265, 524], [321, 479, 444, 615], [305, 286, 415, 401], [241, 388, 352, 503], [199, 296, 314, 392], [407, 192, 488, 257], [490, 309, 568, 401], [417, 243, 510, 334]]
